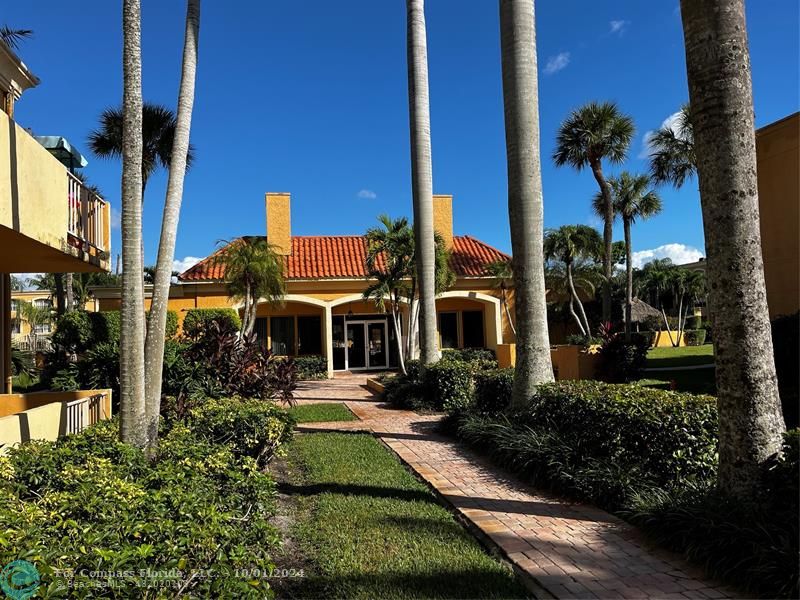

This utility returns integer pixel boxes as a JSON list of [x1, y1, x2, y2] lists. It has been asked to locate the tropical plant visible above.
[[10, 275, 24, 291], [649, 104, 696, 188], [499, 0, 555, 408], [15, 300, 52, 350], [680, 0, 785, 500], [88, 103, 195, 198], [663, 268, 705, 347], [0, 26, 32, 50], [406, 0, 439, 368], [635, 258, 675, 309], [593, 172, 663, 339], [143, 0, 201, 451], [553, 101, 635, 323], [219, 237, 285, 338], [545, 262, 600, 334], [118, 0, 147, 449], [486, 260, 516, 337], [544, 225, 603, 336]]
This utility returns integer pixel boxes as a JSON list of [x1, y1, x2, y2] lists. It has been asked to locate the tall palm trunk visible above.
[[406, 0, 438, 367], [499, 0, 554, 408], [623, 217, 633, 340], [590, 159, 614, 323], [119, 0, 147, 448], [680, 0, 785, 500], [54, 274, 65, 316], [65, 273, 74, 311], [144, 0, 201, 449]]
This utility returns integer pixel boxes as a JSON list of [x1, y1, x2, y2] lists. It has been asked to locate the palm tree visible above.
[[16, 300, 51, 351], [680, 0, 785, 500], [500, 0, 553, 408], [486, 260, 516, 338], [499, 0, 555, 408], [405, 0, 439, 368], [88, 103, 195, 199], [649, 104, 695, 188], [662, 267, 704, 346], [144, 0, 201, 450], [219, 238, 285, 338], [119, 0, 148, 449], [363, 216, 415, 374], [543, 225, 602, 336], [0, 26, 32, 50], [553, 101, 635, 323], [545, 262, 600, 334], [593, 172, 662, 339]]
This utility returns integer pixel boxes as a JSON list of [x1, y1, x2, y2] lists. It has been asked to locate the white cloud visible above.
[[357, 189, 377, 200], [172, 256, 204, 275], [631, 243, 704, 269], [111, 207, 121, 230], [609, 20, 629, 35], [543, 52, 570, 75], [639, 110, 684, 158]]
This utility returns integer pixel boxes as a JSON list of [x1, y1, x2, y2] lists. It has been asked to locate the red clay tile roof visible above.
[[178, 235, 510, 282]]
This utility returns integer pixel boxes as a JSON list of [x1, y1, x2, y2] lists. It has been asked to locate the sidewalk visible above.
[[294, 379, 737, 599]]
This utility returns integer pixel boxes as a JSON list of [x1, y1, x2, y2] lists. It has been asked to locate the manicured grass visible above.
[[288, 402, 356, 423], [639, 367, 716, 395], [647, 344, 715, 369], [285, 432, 527, 599]]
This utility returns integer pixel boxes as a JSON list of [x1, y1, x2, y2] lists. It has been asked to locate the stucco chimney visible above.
[[266, 192, 291, 255], [433, 194, 453, 249]]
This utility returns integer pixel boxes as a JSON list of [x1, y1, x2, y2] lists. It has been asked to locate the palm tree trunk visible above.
[[624, 217, 633, 340], [119, 0, 148, 449], [590, 159, 614, 323], [501, 286, 517, 337], [144, 0, 200, 449], [568, 295, 586, 337], [391, 292, 406, 375], [54, 274, 65, 317], [499, 0, 554, 409], [681, 0, 785, 500], [566, 262, 590, 336], [65, 273, 74, 312], [406, 0, 438, 367]]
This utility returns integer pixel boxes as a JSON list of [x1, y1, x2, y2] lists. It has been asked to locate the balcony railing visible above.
[[67, 172, 108, 253]]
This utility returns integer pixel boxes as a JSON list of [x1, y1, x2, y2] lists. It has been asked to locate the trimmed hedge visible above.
[[183, 308, 242, 337], [0, 398, 295, 597], [683, 328, 707, 346], [52, 310, 176, 354], [598, 333, 650, 382], [295, 354, 327, 380], [473, 368, 513, 415], [423, 360, 474, 412]]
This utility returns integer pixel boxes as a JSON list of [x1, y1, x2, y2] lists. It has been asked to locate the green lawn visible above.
[[283, 432, 527, 599], [647, 344, 715, 369], [288, 402, 356, 423], [639, 367, 717, 395]]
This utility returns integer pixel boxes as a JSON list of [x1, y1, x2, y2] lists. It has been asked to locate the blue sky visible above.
[[6, 1, 799, 274]]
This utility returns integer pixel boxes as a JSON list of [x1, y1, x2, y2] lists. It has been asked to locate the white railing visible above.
[[12, 333, 52, 353], [67, 172, 107, 253], [64, 394, 106, 435]]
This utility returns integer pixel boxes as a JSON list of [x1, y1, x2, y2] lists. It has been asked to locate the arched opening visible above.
[[435, 291, 503, 351]]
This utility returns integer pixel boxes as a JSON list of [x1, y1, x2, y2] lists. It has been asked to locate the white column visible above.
[[323, 304, 333, 378]]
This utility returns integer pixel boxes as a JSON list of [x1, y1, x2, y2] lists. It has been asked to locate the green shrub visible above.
[[424, 360, 474, 413], [295, 355, 327, 380], [682, 328, 707, 346], [51, 310, 94, 353], [473, 368, 513, 415], [183, 308, 242, 337], [89, 310, 121, 345], [440, 347, 498, 371], [565, 334, 602, 347], [383, 375, 424, 409], [189, 398, 295, 465], [0, 412, 290, 598], [164, 309, 179, 339], [598, 333, 650, 382]]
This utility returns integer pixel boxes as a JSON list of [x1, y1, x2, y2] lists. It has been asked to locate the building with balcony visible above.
[[0, 39, 112, 449]]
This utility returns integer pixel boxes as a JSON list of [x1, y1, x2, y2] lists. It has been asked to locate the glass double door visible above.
[[346, 320, 388, 370]]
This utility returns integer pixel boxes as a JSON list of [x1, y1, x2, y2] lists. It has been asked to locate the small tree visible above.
[[486, 260, 516, 337], [16, 300, 51, 352], [219, 238, 285, 338]]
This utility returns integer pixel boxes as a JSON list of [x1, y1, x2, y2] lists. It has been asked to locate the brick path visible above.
[[294, 377, 737, 600]]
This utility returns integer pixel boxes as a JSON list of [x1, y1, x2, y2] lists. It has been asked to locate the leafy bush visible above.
[[565, 334, 602, 347], [183, 308, 242, 337], [440, 347, 498, 371], [0, 407, 292, 598], [456, 381, 718, 508], [295, 355, 327, 380], [189, 397, 295, 466], [598, 332, 650, 382], [682, 328, 707, 346], [473, 368, 513, 415], [163, 309, 179, 339], [89, 310, 121, 345], [383, 375, 424, 410], [52, 310, 177, 354], [772, 312, 799, 428], [423, 360, 474, 413]]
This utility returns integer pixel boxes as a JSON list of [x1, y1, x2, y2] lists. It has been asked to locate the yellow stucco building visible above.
[[94, 193, 517, 378]]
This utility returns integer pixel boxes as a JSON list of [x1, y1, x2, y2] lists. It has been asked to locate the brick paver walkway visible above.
[[294, 377, 737, 600]]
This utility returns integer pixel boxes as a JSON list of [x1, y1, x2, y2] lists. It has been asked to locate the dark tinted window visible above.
[[462, 310, 485, 348], [270, 316, 295, 355], [438, 312, 458, 349], [297, 316, 322, 355]]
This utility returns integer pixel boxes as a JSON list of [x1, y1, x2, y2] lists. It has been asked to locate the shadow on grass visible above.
[[277, 481, 437, 504]]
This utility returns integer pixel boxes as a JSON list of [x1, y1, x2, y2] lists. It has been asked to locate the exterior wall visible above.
[[756, 113, 799, 318], [433, 194, 453, 249], [266, 193, 291, 255]]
